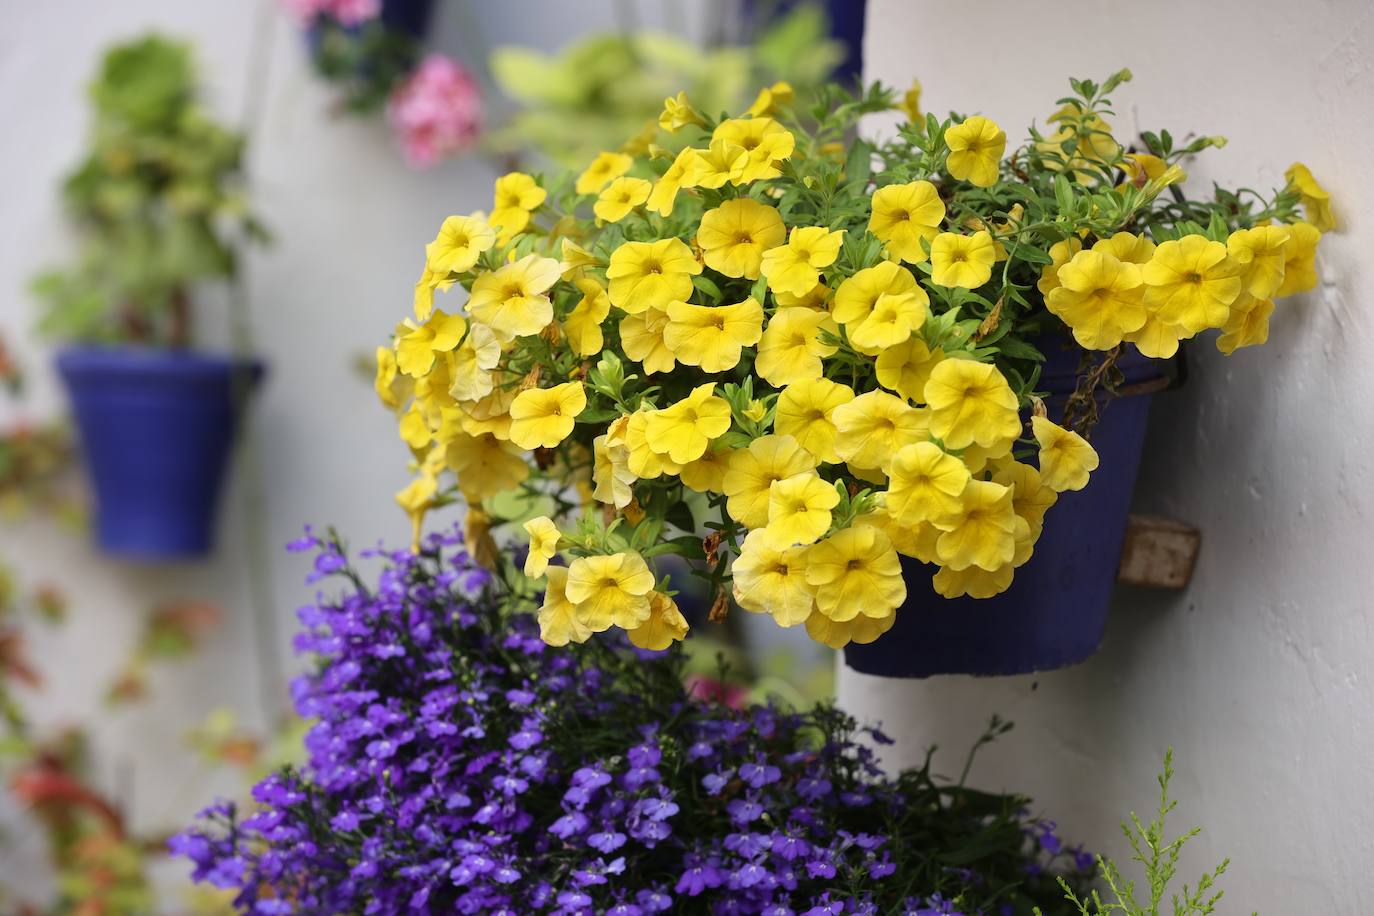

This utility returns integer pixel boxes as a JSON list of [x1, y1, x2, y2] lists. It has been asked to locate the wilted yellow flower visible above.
[[659, 91, 703, 132], [924, 359, 1020, 450], [1216, 293, 1274, 355], [509, 381, 586, 449], [761, 226, 845, 297], [522, 515, 560, 577], [607, 238, 701, 314], [868, 180, 945, 263], [491, 172, 547, 242], [886, 441, 969, 527], [1036, 237, 1084, 296], [765, 471, 840, 548], [664, 297, 764, 373], [930, 231, 996, 288], [627, 591, 689, 650], [896, 79, 922, 122], [732, 529, 815, 627], [1031, 416, 1098, 492], [1284, 162, 1335, 231], [745, 81, 794, 118], [756, 308, 838, 387], [713, 117, 795, 182], [445, 432, 529, 500], [944, 116, 1006, 187], [448, 324, 500, 401], [1047, 249, 1146, 349], [1274, 221, 1320, 298], [575, 151, 633, 196], [426, 213, 496, 275], [773, 378, 854, 464], [874, 336, 944, 403], [849, 290, 928, 350], [594, 176, 652, 222], [395, 473, 437, 550], [804, 606, 896, 648], [723, 434, 817, 529], [565, 278, 610, 357], [537, 566, 592, 646], [412, 265, 454, 321], [396, 310, 467, 377], [679, 442, 734, 494], [805, 525, 906, 622], [468, 254, 562, 340], [1227, 225, 1290, 299], [1142, 235, 1243, 334], [619, 308, 676, 375], [646, 147, 701, 217], [697, 198, 786, 279], [935, 479, 1017, 571], [565, 552, 655, 631], [645, 383, 732, 464]]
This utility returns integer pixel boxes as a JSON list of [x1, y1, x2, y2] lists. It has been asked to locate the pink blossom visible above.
[[282, 0, 380, 27], [387, 54, 483, 168]]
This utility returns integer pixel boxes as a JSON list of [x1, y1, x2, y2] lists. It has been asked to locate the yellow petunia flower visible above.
[[1036, 237, 1083, 296], [874, 335, 944, 403], [765, 470, 840, 548], [1227, 225, 1291, 299], [831, 390, 926, 471], [559, 239, 602, 280], [697, 198, 786, 279], [659, 91, 704, 132], [1141, 235, 1243, 334], [647, 148, 701, 217], [594, 176, 652, 223], [575, 151, 633, 196], [1216, 293, 1274, 355], [991, 460, 1057, 535], [1119, 153, 1183, 190], [627, 590, 690, 650], [804, 605, 896, 648], [1274, 221, 1320, 298], [624, 409, 682, 479], [522, 515, 560, 577], [805, 525, 906, 623], [832, 260, 922, 329], [773, 378, 854, 465], [723, 434, 817, 529], [538, 566, 592, 646], [924, 359, 1021, 451], [756, 307, 838, 387], [932, 562, 1014, 600], [606, 238, 701, 314], [395, 473, 437, 550], [885, 441, 969, 528], [457, 386, 515, 440], [426, 213, 496, 275], [713, 117, 796, 182], [645, 383, 732, 464], [412, 265, 454, 322], [1092, 231, 1155, 266], [619, 308, 676, 375], [1284, 162, 1335, 232], [732, 529, 816, 627], [935, 478, 1017, 571], [930, 231, 996, 289], [445, 432, 529, 501], [849, 290, 928, 350], [448, 323, 501, 402], [775, 282, 830, 309], [468, 254, 562, 341], [868, 180, 945, 263], [896, 79, 922, 123], [761, 226, 845, 297], [592, 425, 636, 508], [565, 552, 655, 631], [1031, 416, 1099, 492], [679, 441, 734, 494], [855, 503, 939, 562], [375, 346, 413, 413], [664, 297, 764, 373], [565, 278, 611, 357], [745, 81, 794, 118], [491, 172, 547, 243], [1046, 249, 1147, 349], [1124, 310, 1188, 360], [396, 309, 467, 377], [509, 381, 586, 450], [944, 116, 1006, 188], [685, 138, 747, 189]]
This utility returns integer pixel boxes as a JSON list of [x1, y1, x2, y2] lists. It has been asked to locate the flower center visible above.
[[1185, 271, 1203, 284], [643, 259, 662, 275], [846, 559, 863, 571]]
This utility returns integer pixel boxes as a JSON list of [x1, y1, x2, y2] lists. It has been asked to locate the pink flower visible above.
[[282, 0, 380, 27], [387, 54, 483, 168]]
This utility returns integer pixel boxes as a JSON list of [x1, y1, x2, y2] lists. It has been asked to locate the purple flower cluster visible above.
[[173, 527, 1092, 914]]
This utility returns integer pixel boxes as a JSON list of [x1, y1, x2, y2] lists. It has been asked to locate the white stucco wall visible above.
[[843, 1, 1374, 911]]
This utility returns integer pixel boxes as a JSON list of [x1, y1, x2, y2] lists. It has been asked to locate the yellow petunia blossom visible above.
[[773, 378, 853, 465], [522, 515, 560, 577], [685, 138, 747, 189], [565, 278, 611, 357], [1092, 231, 1155, 266], [761, 226, 845, 297], [1274, 221, 1320, 298], [1141, 235, 1243, 334], [664, 297, 764, 373], [1284, 162, 1335, 232], [659, 91, 703, 132], [1227, 225, 1291, 299], [624, 409, 682, 479], [1036, 237, 1083, 296], [565, 552, 655, 631], [509, 381, 586, 450], [457, 386, 515, 440], [559, 239, 602, 280], [537, 566, 592, 646], [849, 290, 928, 351], [396, 310, 467, 377], [831, 390, 926, 471], [647, 147, 701, 217], [1216, 293, 1274, 355], [805, 525, 906, 623], [575, 151, 633, 196], [645, 383, 732, 464], [1046, 249, 1146, 349], [930, 231, 996, 288], [679, 441, 734, 494], [713, 117, 796, 183], [448, 323, 501, 402], [832, 260, 922, 329], [395, 473, 437, 550], [445, 432, 529, 501], [619, 308, 676, 375], [1119, 153, 1182, 189], [875, 336, 944, 403], [805, 605, 896, 648], [374, 346, 413, 413], [1124, 310, 1188, 360], [775, 282, 830, 309], [924, 359, 1021, 450], [868, 180, 945, 263], [991, 460, 1057, 535], [765, 471, 840, 548], [468, 254, 562, 341], [896, 79, 922, 122], [885, 441, 969, 528], [723, 434, 817, 529], [932, 563, 1014, 600], [1031, 415, 1099, 492], [935, 479, 1017, 571], [491, 172, 547, 243], [627, 591, 690, 650], [425, 213, 496, 275], [697, 198, 786, 279], [855, 503, 939, 562], [745, 81, 794, 118], [592, 425, 635, 508], [606, 238, 702, 314], [756, 307, 838, 387], [412, 265, 454, 322], [594, 176, 652, 223], [732, 529, 815, 627], [944, 116, 1006, 187]]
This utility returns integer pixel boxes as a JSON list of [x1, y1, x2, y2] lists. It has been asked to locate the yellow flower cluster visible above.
[[379, 74, 1331, 651]]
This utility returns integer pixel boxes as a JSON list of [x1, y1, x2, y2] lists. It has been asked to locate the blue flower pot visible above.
[[843, 342, 1171, 678], [56, 347, 264, 560]]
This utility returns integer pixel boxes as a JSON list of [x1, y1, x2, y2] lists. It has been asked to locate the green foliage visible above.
[[32, 34, 267, 346]]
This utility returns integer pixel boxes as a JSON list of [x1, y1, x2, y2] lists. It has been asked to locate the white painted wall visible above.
[[843, 1, 1374, 912]]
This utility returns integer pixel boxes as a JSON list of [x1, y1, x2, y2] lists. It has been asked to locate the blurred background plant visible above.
[[30, 34, 268, 346]]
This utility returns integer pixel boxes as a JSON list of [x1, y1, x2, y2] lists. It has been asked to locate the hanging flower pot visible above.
[[56, 347, 264, 559]]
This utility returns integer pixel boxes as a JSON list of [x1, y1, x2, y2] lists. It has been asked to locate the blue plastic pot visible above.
[[843, 341, 1170, 678], [56, 347, 264, 560]]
